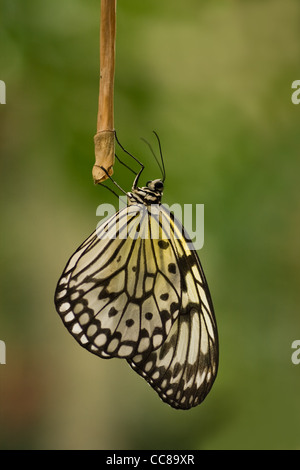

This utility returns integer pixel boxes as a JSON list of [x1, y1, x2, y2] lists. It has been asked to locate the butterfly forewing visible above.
[[55, 204, 181, 359]]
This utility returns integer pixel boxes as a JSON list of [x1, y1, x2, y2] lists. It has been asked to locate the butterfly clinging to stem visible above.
[[55, 132, 218, 410]]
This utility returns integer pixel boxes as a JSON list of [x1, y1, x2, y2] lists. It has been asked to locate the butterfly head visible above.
[[146, 179, 164, 193]]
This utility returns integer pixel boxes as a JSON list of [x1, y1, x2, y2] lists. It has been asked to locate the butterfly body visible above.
[[55, 174, 218, 409]]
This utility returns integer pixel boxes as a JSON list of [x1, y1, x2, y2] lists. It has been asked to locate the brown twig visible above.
[[93, 0, 116, 184]]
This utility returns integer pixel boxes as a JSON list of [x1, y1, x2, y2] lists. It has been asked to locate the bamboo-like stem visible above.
[[93, 0, 116, 184]]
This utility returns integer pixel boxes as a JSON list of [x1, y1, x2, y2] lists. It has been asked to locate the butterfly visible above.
[[54, 132, 218, 410]]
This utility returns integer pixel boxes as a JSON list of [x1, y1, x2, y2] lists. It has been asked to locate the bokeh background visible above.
[[1, 0, 300, 450]]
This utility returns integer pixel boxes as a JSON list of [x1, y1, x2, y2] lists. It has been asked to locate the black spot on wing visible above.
[[108, 307, 118, 317], [158, 240, 169, 250], [160, 293, 169, 301], [168, 263, 176, 274]]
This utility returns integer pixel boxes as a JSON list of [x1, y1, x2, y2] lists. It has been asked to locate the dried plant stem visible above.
[[93, 0, 116, 184]]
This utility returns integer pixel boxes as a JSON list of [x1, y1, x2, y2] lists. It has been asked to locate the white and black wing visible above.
[[55, 204, 181, 359], [127, 206, 218, 409], [55, 198, 218, 409]]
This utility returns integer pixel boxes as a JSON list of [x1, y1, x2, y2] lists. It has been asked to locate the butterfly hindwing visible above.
[[127, 205, 218, 409]]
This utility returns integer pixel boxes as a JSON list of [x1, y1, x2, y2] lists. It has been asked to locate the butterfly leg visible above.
[[114, 131, 145, 189], [100, 166, 128, 195]]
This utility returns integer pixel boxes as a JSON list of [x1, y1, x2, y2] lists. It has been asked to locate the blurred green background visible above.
[[1, 0, 300, 450]]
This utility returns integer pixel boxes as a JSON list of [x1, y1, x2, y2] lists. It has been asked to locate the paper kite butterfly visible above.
[[54, 132, 218, 410]]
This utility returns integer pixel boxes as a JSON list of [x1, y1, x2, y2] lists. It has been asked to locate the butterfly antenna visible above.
[[153, 131, 166, 182], [141, 135, 165, 182]]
